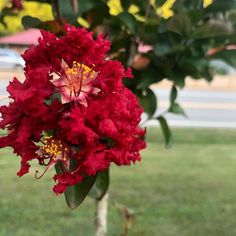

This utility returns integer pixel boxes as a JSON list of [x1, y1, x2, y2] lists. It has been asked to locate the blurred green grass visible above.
[[1, 128, 236, 236]]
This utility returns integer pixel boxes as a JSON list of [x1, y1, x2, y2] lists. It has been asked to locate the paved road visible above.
[[1, 71, 236, 128], [147, 88, 236, 128], [0, 78, 13, 106]]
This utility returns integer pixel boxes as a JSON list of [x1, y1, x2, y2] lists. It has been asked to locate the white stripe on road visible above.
[[145, 120, 236, 129], [159, 101, 236, 110]]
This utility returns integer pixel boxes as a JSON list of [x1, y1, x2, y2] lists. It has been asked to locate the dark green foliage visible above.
[[168, 85, 186, 116], [157, 116, 172, 147], [22, 16, 42, 29], [210, 49, 236, 67], [138, 88, 157, 118], [55, 161, 97, 209], [89, 169, 109, 200]]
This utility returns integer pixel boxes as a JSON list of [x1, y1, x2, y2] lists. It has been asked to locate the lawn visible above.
[[0, 128, 236, 236]]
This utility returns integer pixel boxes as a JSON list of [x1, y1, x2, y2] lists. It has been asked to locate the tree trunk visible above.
[[95, 192, 109, 236]]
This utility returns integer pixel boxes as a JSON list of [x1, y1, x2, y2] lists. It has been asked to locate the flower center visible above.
[[65, 61, 97, 96], [42, 136, 68, 161], [35, 137, 69, 180], [52, 60, 99, 105]]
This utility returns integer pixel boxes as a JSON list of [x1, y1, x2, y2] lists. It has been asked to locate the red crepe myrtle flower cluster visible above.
[[0, 25, 146, 194]]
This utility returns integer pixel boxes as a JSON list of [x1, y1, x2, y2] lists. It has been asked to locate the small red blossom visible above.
[[0, 25, 146, 195], [11, 0, 23, 10]]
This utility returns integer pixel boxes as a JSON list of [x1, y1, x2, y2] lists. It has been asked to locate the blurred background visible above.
[[1, 0, 236, 236]]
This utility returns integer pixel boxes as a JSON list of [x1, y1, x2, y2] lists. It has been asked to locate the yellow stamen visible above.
[[42, 137, 68, 161]]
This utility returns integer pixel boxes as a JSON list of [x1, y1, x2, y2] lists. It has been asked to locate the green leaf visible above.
[[22, 16, 42, 29], [210, 49, 236, 68], [55, 161, 97, 209], [0, 7, 15, 27], [57, 0, 106, 24], [117, 12, 138, 34], [157, 116, 172, 147], [137, 65, 162, 89], [205, 0, 236, 14], [154, 43, 172, 57], [192, 21, 232, 39], [86, 2, 110, 28], [155, 0, 167, 7], [173, 0, 204, 11], [121, 0, 131, 11], [167, 14, 192, 37], [57, 0, 79, 23], [89, 169, 109, 200], [132, 0, 148, 11], [175, 78, 185, 88], [169, 86, 186, 118], [188, 9, 204, 24], [178, 58, 212, 81], [77, 0, 98, 15], [170, 85, 177, 104], [139, 88, 157, 118], [168, 102, 186, 117], [110, 35, 132, 54], [140, 23, 159, 44]]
